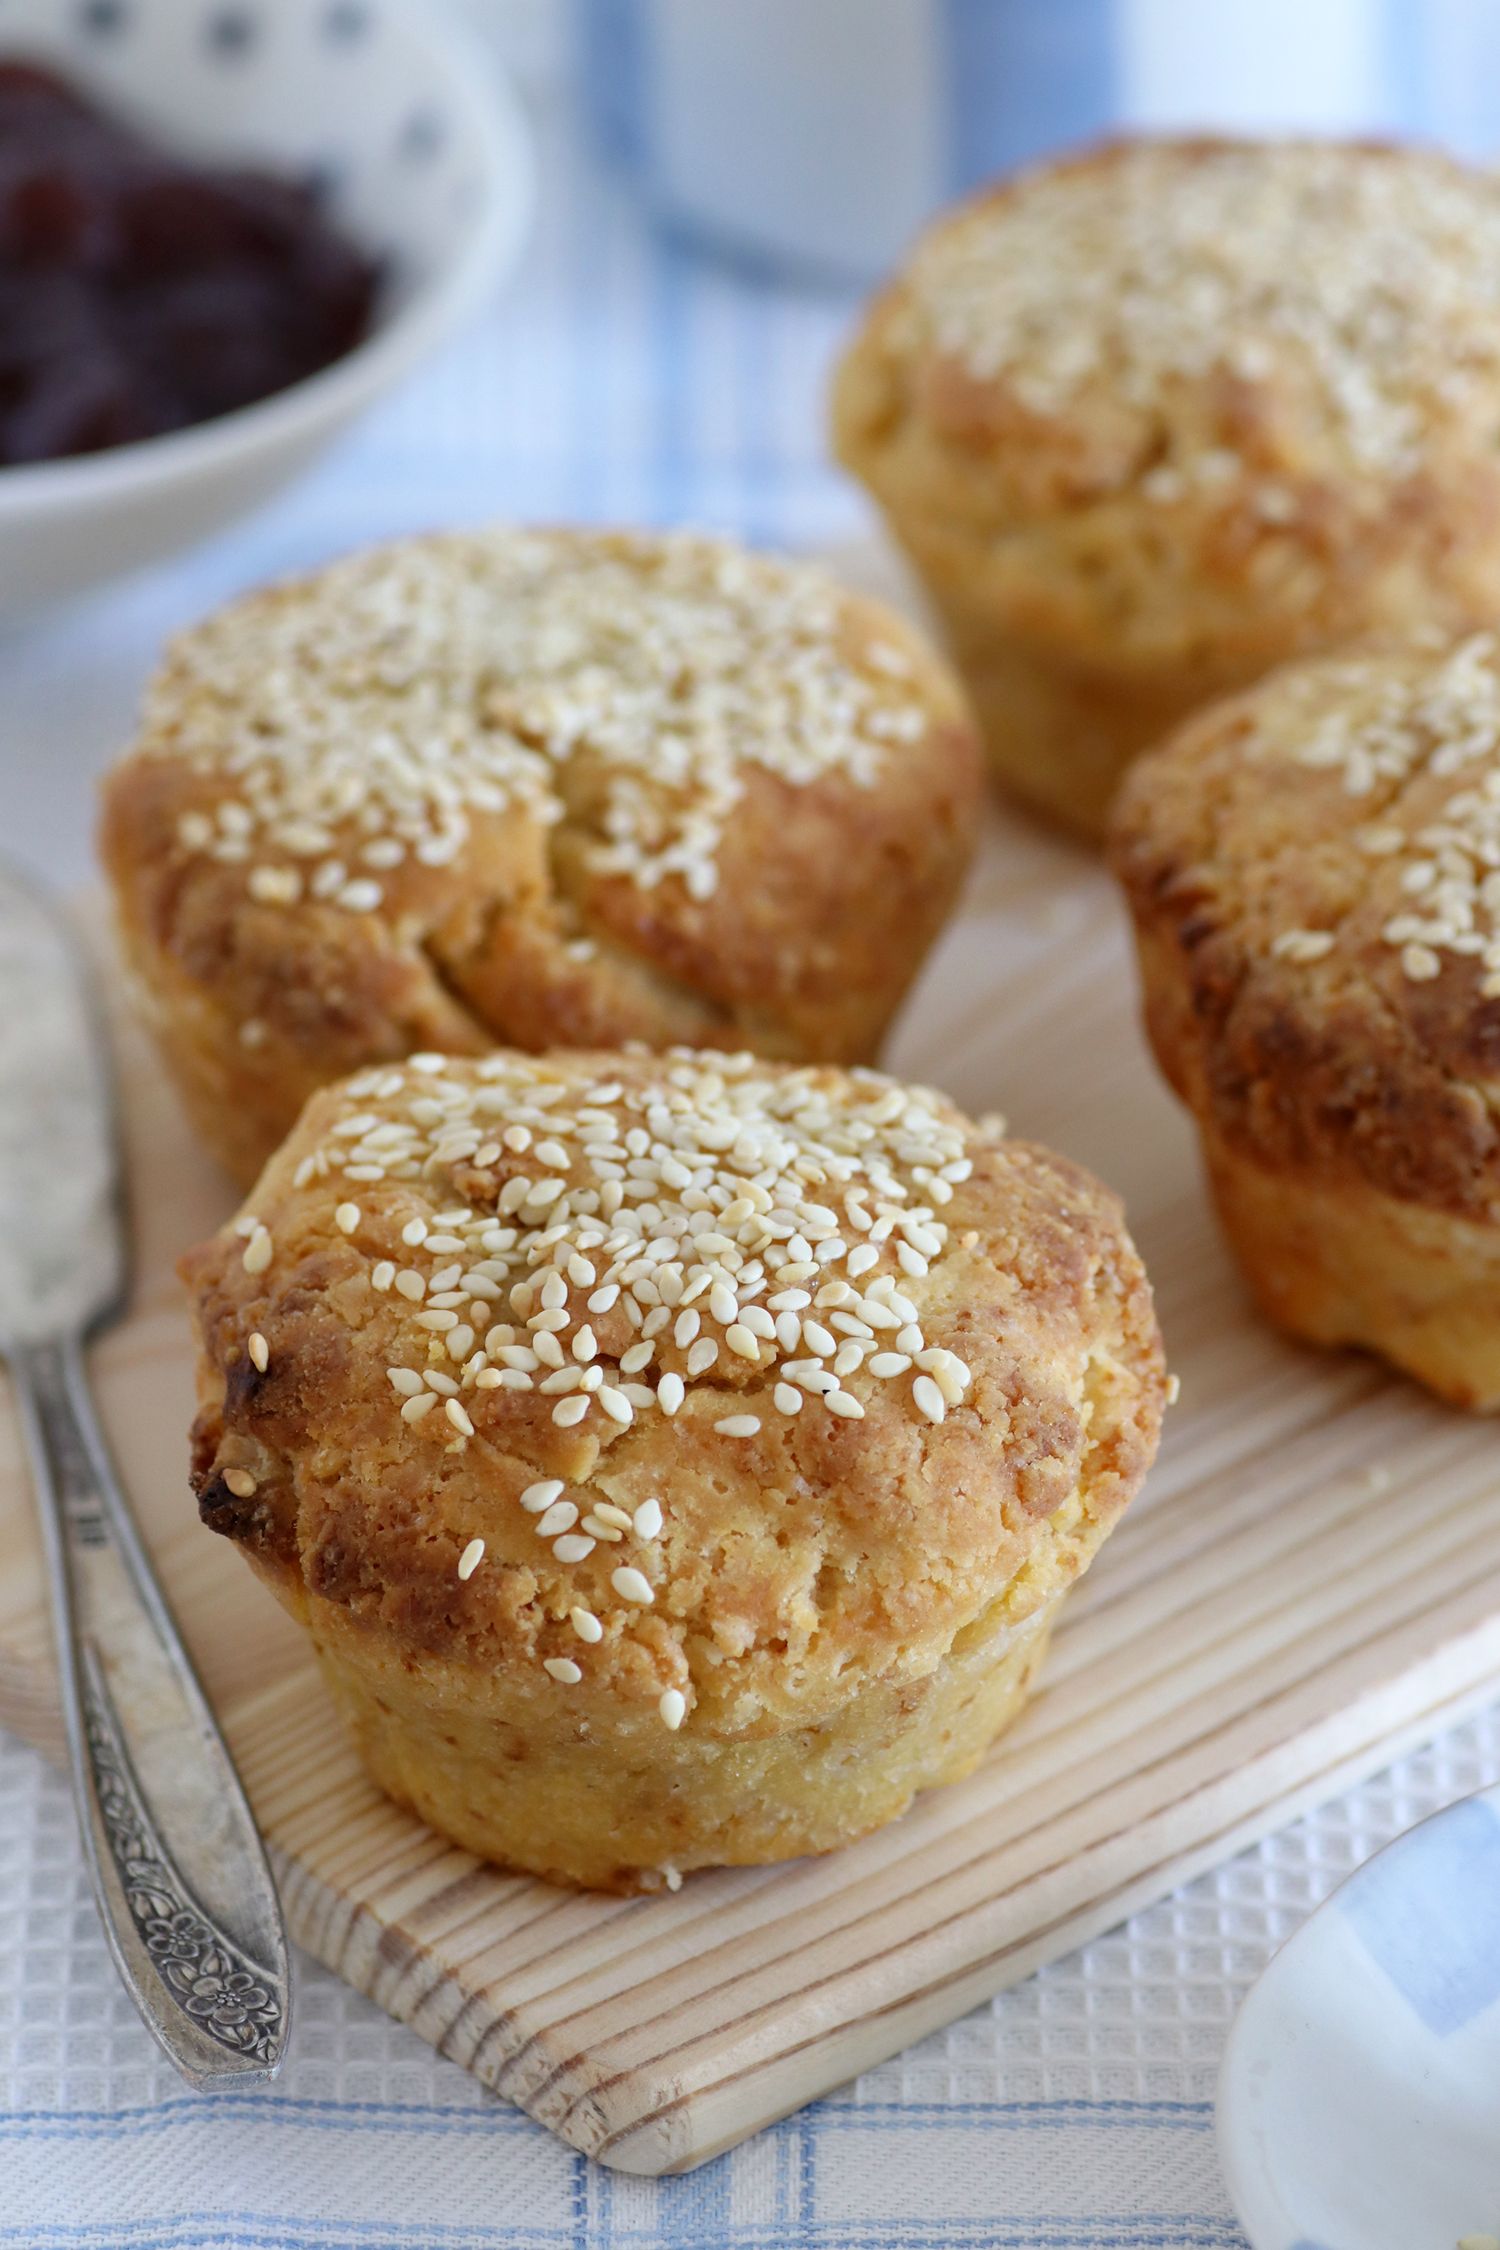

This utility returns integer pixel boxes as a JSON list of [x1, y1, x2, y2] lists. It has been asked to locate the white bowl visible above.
[[1218, 1783, 1500, 2250], [0, 0, 531, 608]]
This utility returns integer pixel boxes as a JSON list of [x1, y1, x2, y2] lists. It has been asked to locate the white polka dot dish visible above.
[[0, 0, 531, 606]]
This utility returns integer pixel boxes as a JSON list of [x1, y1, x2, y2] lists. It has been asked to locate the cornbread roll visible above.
[[833, 137, 1500, 840], [1110, 630, 1500, 1408], [181, 1045, 1166, 1891], [101, 527, 981, 1186]]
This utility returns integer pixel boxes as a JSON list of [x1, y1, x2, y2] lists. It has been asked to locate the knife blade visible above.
[[0, 863, 122, 1344], [0, 859, 291, 2086]]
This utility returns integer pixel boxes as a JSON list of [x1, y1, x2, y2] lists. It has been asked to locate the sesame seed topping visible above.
[[334, 1201, 361, 1234], [912, 1375, 946, 1424], [1257, 635, 1500, 993], [534, 1500, 579, 1537], [457, 1538, 485, 1580], [285, 1047, 984, 1709], [247, 1332, 269, 1373], [570, 1606, 603, 1642], [147, 529, 926, 923], [320, 1052, 973, 1454], [658, 1688, 687, 1731], [248, 864, 300, 905], [899, 141, 1500, 478], [222, 1467, 257, 1497], [241, 1225, 272, 1274], [868, 1352, 909, 1378], [1271, 929, 1336, 964], [544, 1656, 583, 1683]]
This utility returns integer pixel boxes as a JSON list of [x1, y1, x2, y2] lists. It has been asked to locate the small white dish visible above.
[[1219, 1785, 1500, 2250], [0, 0, 531, 608]]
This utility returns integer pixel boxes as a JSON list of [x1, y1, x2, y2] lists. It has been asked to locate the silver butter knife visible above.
[[0, 860, 290, 2086]]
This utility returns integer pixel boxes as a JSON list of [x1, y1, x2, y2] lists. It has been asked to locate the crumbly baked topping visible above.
[[148, 529, 928, 912], [1263, 634, 1500, 995], [902, 141, 1500, 478], [235, 1048, 984, 1706]]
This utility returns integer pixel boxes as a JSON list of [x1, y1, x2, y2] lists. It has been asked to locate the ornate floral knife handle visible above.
[[12, 1333, 290, 2085]]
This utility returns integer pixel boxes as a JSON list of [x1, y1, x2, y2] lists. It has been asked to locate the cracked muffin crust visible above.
[[833, 137, 1500, 839], [181, 1043, 1166, 1889], [1110, 631, 1500, 1407], [101, 526, 981, 1185]]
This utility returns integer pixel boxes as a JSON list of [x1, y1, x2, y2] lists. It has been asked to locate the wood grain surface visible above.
[[3, 672, 1499, 2173]]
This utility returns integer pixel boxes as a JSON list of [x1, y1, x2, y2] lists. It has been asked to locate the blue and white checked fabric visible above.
[[5, 51, 1500, 2250], [10, 1711, 1500, 2250]]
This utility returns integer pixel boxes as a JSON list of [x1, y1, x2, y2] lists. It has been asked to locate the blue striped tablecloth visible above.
[[3, 82, 1499, 2250]]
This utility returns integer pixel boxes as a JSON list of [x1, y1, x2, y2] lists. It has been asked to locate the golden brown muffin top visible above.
[[183, 1046, 1165, 1735], [876, 138, 1500, 490], [1110, 631, 1500, 1212], [135, 526, 942, 918], [834, 138, 1500, 674]]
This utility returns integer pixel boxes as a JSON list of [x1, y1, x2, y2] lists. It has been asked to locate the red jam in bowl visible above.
[[0, 61, 379, 466]]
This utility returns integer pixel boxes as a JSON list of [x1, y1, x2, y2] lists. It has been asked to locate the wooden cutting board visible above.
[[5, 795, 1500, 2176]]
